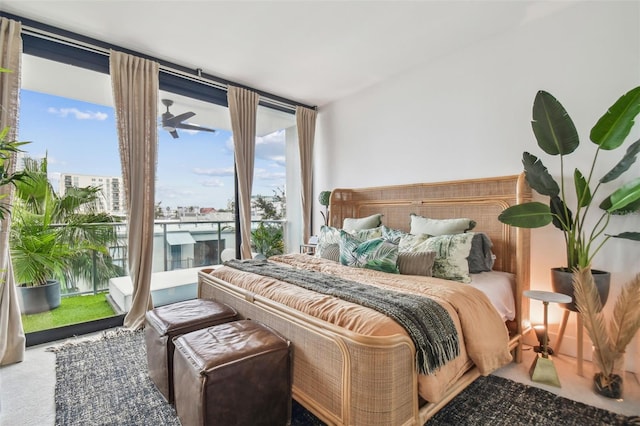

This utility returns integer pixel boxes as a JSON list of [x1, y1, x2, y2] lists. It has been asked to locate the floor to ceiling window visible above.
[[17, 50, 299, 343]]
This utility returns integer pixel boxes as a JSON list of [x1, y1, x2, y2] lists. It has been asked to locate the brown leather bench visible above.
[[144, 299, 238, 403], [173, 319, 291, 426]]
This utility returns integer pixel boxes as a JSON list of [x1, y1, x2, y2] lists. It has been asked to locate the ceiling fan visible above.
[[160, 99, 216, 139]]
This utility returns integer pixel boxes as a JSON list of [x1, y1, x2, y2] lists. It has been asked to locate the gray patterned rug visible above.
[[50, 329, 639, 426]]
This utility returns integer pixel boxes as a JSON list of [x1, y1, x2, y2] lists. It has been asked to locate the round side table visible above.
[[524, 290, 572, 387]]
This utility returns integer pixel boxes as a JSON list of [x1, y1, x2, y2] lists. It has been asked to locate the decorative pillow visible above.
[[467, 233, 495, 273], [352, 226, 382, 241], [398, 233, 431, 252], [315, 225, 341, 258], [342, 214, 383, 232], [319, 243, 340, 263], [339, 230, 399, 274], [409, 214, 476, 236], [415, 233, 475, 283], [397, 251, 436, 276], [381, 225, 406, 244]]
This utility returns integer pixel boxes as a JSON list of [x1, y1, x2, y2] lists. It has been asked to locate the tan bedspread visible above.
[[207, 253, 512, 402]]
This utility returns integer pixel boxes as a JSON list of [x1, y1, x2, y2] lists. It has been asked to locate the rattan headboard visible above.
[[329, 174, 532, 331]]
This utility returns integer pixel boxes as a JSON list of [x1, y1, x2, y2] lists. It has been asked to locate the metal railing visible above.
[[55, 218, 285, 297]]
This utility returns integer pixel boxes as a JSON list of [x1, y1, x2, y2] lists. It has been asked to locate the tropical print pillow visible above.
[[381, 225, 406, 244], [339, 230, 399, 274], [399, 233, 432, 252], [315, 225, 341, 258], [407, 233, 475, 283], [351, 226, 382, 240]]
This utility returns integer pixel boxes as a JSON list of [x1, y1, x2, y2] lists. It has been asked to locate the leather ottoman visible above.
[[145, 298, 238, 403], [173, 320, 291, 426]]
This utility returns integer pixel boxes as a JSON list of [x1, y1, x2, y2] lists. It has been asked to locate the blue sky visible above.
[[18, 89, 287, 210]]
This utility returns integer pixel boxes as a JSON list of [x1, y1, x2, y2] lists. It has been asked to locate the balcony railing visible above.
[[52, 218, 285, 297]]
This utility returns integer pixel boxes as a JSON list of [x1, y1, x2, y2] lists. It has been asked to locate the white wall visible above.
[[315, 1, 640, 372]]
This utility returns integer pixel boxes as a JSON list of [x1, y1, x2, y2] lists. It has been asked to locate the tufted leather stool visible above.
[[145, 298, 238, 403], [173, 319, 291, 426]]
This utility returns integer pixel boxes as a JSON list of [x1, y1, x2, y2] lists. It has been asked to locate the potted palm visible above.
[[11, 156, 121, 314], [499, 87, 640, 310], [573, 268, 640, 398]]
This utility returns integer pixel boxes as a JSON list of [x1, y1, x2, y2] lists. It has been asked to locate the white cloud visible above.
[[47, 107, 108, 121], [256, 130, 285, 166], [192, 167, 234, 177], [254, 168, 286, 180], [200, 178, 225, 188], [224, 130, 286, 167]]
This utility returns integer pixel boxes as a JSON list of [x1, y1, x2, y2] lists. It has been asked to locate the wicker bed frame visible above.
[[198, 174, 531, 425]]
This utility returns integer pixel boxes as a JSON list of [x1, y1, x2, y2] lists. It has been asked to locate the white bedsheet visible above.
[[469, 270, 516, 322]]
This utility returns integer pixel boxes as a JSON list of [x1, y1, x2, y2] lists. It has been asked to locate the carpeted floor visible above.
[[49, 329, 639, 426]]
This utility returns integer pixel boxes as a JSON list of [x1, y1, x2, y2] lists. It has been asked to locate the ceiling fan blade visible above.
[[175, 122, 216, 133], [165, 111, 195, 126], [169, 129, 179, 139]]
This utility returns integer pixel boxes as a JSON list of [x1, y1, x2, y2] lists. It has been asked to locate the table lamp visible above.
[[524, 290, 571, 387]]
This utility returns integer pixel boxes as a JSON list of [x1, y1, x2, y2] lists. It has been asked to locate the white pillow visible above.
[[409, 214, 476, 236], [342, 214, 383, 232]]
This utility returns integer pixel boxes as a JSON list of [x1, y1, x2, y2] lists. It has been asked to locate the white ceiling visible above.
[[1, 0, 577, 109]]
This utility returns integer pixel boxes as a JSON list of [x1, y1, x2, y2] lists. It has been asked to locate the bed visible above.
[[198, 174, 531, 425]]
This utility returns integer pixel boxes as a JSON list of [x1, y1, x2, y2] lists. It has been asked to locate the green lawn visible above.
[[21, 293, 116, 333]]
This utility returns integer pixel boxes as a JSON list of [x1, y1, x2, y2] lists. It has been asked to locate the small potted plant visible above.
[[499, 87, 640, 307], [318, 191, 331, 226]]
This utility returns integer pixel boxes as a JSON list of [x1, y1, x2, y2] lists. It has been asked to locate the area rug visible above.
[[50, 329, 639, 426]]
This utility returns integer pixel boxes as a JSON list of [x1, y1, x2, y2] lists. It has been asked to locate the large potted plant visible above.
[[11, 156, 121, 314], [499, 87, 640, 310]]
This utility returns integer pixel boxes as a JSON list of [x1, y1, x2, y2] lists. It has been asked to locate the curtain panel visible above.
[[227, 86, 259, 259], [110, 50, 159, 329], [0, 17, 25, 365], [296, 106, 317, 245]]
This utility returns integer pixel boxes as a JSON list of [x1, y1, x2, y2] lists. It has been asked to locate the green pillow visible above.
[[339, 230, 399, 274]]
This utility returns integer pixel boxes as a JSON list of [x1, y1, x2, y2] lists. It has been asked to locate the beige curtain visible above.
[[110, 50, 159, 329], [296, 106, 317, 244], [228, 86, 259, 259], [0, 17, 25, 365]]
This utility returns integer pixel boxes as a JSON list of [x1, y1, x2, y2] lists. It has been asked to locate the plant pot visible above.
[[551, 268, 610, 312], [593, 349, 624, 399], [17, 280, 61, 315]]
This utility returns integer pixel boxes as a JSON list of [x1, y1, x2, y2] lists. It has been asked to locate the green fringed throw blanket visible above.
[[224, 259, 460, 374]]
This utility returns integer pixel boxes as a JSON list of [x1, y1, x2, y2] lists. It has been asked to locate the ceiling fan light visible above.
[[162, 125, 175, 132]]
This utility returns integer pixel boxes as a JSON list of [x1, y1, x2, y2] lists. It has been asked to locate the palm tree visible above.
[[0, 126, 29, 220], [10, 156, 123, 291]]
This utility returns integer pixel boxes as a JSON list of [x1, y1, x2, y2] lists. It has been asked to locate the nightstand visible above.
[[299, 244, 316, 255]]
